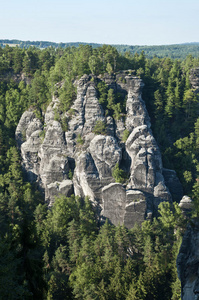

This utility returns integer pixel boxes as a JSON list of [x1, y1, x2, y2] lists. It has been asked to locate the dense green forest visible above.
[[1, 44, 199, 299], [2, 39, 199, 59]]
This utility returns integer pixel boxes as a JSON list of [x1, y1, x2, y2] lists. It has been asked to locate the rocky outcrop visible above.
[[16, 72, 182, 228]]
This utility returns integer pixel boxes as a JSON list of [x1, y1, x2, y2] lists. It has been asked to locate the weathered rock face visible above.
[[102, 183, 126, 225], [125, 77, 151, 131], [16, 72, 182, 228]]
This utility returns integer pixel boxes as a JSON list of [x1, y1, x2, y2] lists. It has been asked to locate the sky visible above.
[[0, 0, 199, 46]]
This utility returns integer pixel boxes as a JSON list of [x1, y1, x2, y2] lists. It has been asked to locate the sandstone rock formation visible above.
[[16, 72, 183, 228]]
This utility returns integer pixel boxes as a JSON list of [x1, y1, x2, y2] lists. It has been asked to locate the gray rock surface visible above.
[[15, 109, 37, 148], [39, 120, 69, 190], [21, 129, 42, 182], [89, 135, 121, 178], [16, 73, 182, 228], [163, 168, 183, 202], [73, 151, 100, 203], [124, 190, 146, 229], [125, 99, 172, 219], [179, 196, 193, 216], [125, 78, 151, 131], [102, 183, 126, 226], [46, 180, 74, 206]]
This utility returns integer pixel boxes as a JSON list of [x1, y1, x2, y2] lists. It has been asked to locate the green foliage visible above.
[[53, 108, 60, 121], [68, 169, 73, 180], [88, 55, 101, 75], [0, 143, 191, 300], [39, 129, 46, 141], [112, 163, 128, 184], [97, 81, 108, 108], [58, 78, 77, 112], [113, 102, 122, 120], [107, 88, 115, 111], [96, 83, 126, 120], [122, 129, 130, 142], [1, 42, 199, 299], [3, 39, 199, 60], [76, 133, 84, 145], [93, 119, 107, 135], [106, 62, 113, 74], [28, 70, 51, 109], [53, 110, 69, 132], [60, 116, 69, 132], [0, 238, 30, 299]]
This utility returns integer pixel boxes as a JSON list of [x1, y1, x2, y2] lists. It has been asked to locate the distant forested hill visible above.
[[1, 39, 199, 59]]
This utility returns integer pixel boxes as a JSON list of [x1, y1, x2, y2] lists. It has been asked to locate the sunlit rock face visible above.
[[16, 72, 182, 228]]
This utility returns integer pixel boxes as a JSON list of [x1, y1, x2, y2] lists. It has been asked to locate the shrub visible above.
[[68, 169, 73, 180], [122, 129, 130, 142], [112, 163, 128, 184], [76, 134, 84, 145], [93, 120, 107, 135], [60, 116, 69, 132], [39, 130, 46, 141]]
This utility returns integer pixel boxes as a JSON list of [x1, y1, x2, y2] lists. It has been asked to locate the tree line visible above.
[[2, 39, 199, 59]]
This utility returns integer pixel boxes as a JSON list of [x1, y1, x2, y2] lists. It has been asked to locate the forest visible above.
[[2, 39, 199, 59], [1, 44, 199, 299]]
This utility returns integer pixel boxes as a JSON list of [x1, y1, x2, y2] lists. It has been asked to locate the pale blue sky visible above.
[[0, 0, 199, 45]]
